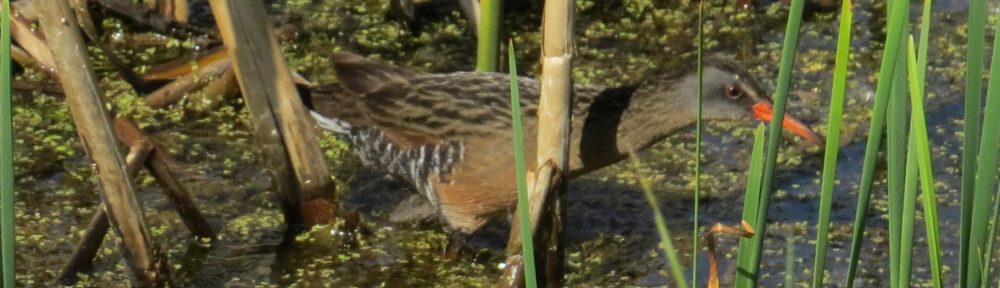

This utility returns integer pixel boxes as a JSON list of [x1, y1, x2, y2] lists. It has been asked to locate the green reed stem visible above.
[[1, 0, 14, 285], [914, 0, 943, 284], [899, 128, 918, 288], [843, 0, 909, 284], [960, 1, 987, 285], [916, 0, 932, 76], [966, 12, 1000, 287], [905, 36, 943, 288], [629, 157, 689, 288], [692, 0, 704, 286], [736, 124, 766, 288], [811, 0, 852, 285], [507, 42, 536, 288], [887, 29, 908, 288], [477, 0, 501, 72], [785, 237, 795, 288], [984, 183, 1000, 288], [742, 0, 805, 285]]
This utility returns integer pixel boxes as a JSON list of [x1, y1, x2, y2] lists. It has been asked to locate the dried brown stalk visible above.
[[500, 0, 575, 286], [208, 0, 336, 229], [705, 221, 755, 288], [144, 58, 232, 108], [38, 1, 165, 285], [10, 9, 57, 75]]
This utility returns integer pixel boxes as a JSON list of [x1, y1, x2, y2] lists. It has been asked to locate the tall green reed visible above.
[[843, 0, 909, 284], [885, 15, 908, 287], [630, 157, 689, 288], [736, 124, 766, 287], [965, 10, 1000, 287], [506, 42, 537, 288], [692, 0, 704, 286], [737, 0, 805, 285], [960, 1, 987, 284], [985, 181, 1000, 288], [904, 35, 943, 288], [477, 0, 501, 72], [0, 0, 14, 285], [810, 0, 853, 285], [896, 0, 942, 285]]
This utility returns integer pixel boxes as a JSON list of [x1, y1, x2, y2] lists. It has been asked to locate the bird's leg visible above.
[[443, 229, 467, 261]]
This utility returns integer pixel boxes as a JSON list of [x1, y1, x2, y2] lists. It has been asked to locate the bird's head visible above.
[[652, 57, 823, 146]]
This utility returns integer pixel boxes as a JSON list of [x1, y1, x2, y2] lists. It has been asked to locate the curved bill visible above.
[[751, 100, 824, 147]]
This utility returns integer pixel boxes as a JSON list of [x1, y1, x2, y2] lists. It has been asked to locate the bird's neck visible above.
[[571, 84, 694, 176], [616, 86, 695, 154]]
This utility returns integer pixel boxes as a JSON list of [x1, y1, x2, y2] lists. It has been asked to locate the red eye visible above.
[[725, 85, 744, 99]]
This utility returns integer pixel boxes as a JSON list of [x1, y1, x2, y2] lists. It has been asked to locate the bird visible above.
[[303, 52, 822, 234]]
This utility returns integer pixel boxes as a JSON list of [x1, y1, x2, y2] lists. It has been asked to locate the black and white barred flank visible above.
[[310, 112, 464, 209]]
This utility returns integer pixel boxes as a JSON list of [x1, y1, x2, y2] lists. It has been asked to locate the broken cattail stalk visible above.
[[500, 0, 574, 286], [38, 1, 165, 285], [144, 58, 232, 108], [190, 66, 238, 112], [112, 118, 215, 238], [58, 140, 153, 285], [60, 118, 218, 284], [209, 0, 336, 229], [143, 48, 228, 81]]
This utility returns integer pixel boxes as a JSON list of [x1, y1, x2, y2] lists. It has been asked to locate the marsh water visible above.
[[11, 0, 992, 286]]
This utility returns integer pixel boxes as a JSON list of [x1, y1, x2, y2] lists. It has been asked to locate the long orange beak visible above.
[[751, 101, 824, 147]]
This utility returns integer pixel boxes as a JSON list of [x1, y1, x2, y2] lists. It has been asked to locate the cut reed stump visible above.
[[209, 0, 337, 231], [113, 118, 215, 238], [500, 0, 574, 286], [38, 1, 166, 285]]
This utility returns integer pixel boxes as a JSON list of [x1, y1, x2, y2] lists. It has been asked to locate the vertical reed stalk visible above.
[[898, 129, 918, 288], [886, 34, 907, 288], [476, 0, 501, 72], [0, 0, 14, 285], [741, 0, 805, 285], [965, 11, 1000, 287], [905, 35, 944, 288], [984, 184, 1000, 288], [735, 124, 766, 287], [506, 44, 536, 288], [692, 0, 704, 286], [528, 0, 573, 284], [843, 0, 909, 283], [912, 0, 943, 284], [630, 157, 689, 288], [811, 0, 853, 285], [785, 238, 795, 288], [960, 0, 988, 283]]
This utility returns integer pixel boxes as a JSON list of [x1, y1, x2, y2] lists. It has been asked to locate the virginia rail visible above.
[[306, 52, 822, 233]]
